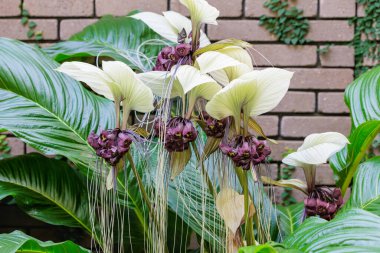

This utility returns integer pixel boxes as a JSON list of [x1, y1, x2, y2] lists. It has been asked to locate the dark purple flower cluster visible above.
[[220, 135, 271, 170], [87, 129, 133, 166], [153, 117, 198, 152], [199, 111, 227, 138], [153, 43, 192, 71], [304, 188, 343, 220]]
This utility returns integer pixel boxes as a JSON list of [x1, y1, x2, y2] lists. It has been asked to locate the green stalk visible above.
[[235, 168, 255, 246], [191, 142, 217, 199], [115, 100, 120, 129], [236, 110, 256, 245]]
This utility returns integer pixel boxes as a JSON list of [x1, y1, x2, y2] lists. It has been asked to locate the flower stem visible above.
[[115, 100, 120, 129], [235, 168, 255, 246], [191, 142, 217, 199], [121, 103, 130, 130]]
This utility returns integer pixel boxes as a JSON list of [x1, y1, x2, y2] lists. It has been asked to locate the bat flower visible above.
[[282, 132, 349, 191], [131, 10, 210, 48], [304, 188, 343, 220], [56, 61, 155, 115], [206, 68, 293, 132], [220, 135, 271, 170]]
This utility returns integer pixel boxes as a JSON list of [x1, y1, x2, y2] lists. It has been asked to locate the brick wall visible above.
[[0, 0, 365, 245]]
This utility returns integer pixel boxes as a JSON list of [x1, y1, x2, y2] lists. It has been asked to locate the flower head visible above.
[[88, 129, 134, 166], [56, 61, 155, 115], [164, 117, 198, 152], [304, 187, 343, 220], [220, 135, 271, 170]]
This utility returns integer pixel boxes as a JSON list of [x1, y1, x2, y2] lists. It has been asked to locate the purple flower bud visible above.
[[175, 43, 191, 57], [182, 121, 197, 143], [88, 132, 100, 149], [161, 46, 173, 59]]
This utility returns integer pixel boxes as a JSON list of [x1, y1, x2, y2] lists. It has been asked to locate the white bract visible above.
[[196, 46, 253, 86], [282, 132, 349, 168], [205, 68, 293, 130], [131, 11, 210, 47], [138, 66, 221, 106], [56, 61, 154, 113], [179, 0, 219, 28]]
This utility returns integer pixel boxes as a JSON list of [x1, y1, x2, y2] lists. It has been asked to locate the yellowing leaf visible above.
[[261, 176, 308, 194]]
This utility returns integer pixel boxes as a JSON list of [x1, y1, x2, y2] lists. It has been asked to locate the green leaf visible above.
[[330, 120, 380, 194], [0, 38, 115, 169], [277, 203, 304, 239], [345, 65, 380, 129], [0, 230, 90, 253], [344, 157, 380, 216], [28, 21, 37, 29], [20, 17, 28, 25], [27, 30, 34, 38], [0, 154, 95, 239], [284, 209, 380, 252], [238, 242, 302, 253], [44, 15, 166, 71]]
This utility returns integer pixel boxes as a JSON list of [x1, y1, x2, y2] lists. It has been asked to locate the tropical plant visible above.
[[0, 0, 379, 253]]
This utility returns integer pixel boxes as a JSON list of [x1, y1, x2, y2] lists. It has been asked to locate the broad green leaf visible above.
[[277, 203, 304, 240], [344, 157, 380, 216], [345, 65, 380, 129], [0, 154, 94, 239], [44, 15, 166, 72], [330, 120, 380, 194], [284, 209, 380, 252], [0, 39, 147, 251], [238, 242, 302, 253], [0, 230, 90, 253], [0, 38, 115, 169]]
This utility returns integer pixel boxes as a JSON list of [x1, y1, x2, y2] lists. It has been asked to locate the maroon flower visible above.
[[304, 187, 343, 221], [87, 129, 135, 166], [199, 111, 227, 138], [176, 43, 192, 57], [164, 117, 198, 152], [220, 135, 271, 170]]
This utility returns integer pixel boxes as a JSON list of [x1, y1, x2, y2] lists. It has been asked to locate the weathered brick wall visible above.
[[0, 0, 367, 244]]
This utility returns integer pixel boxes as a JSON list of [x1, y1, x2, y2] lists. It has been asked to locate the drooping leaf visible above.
[[0, 230, 90, 253], [277, 203, 304, 240], [0, 154, 94, 238], [44, 15, 166, 71], [261, 177, 307, 194], [0, 38, 115, 169], [330, 120, 380, 194], [344, 157, 380, 216], [284, 209, 380, 252], [345, 65, 380, 129]]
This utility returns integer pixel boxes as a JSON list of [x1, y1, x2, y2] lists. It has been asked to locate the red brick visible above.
[[363, 57, 380, 67], [307, 21, 354, 42], [96, 0, 167, 16], [254, 116, 279, 137], [318, 92, 350, 114], [273, 92, 315, 113], [0, 19, 57, 40], [7, 137, 24, 155], [270, 140, 303, 161], [60, 19, 98, 40], [357, 5, 365, 17], [249, 45, 317, 66], [171, 0, 242, 17], [320, 46, 355, 67], [0, 0, 21, 17], [208, 20, 275, 41], [245, 0, 317, 18], [320, 0, 355, 18], [289, 68, 354, 90], [24, 0, 93, 17], [281, 116, 351, 137]]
